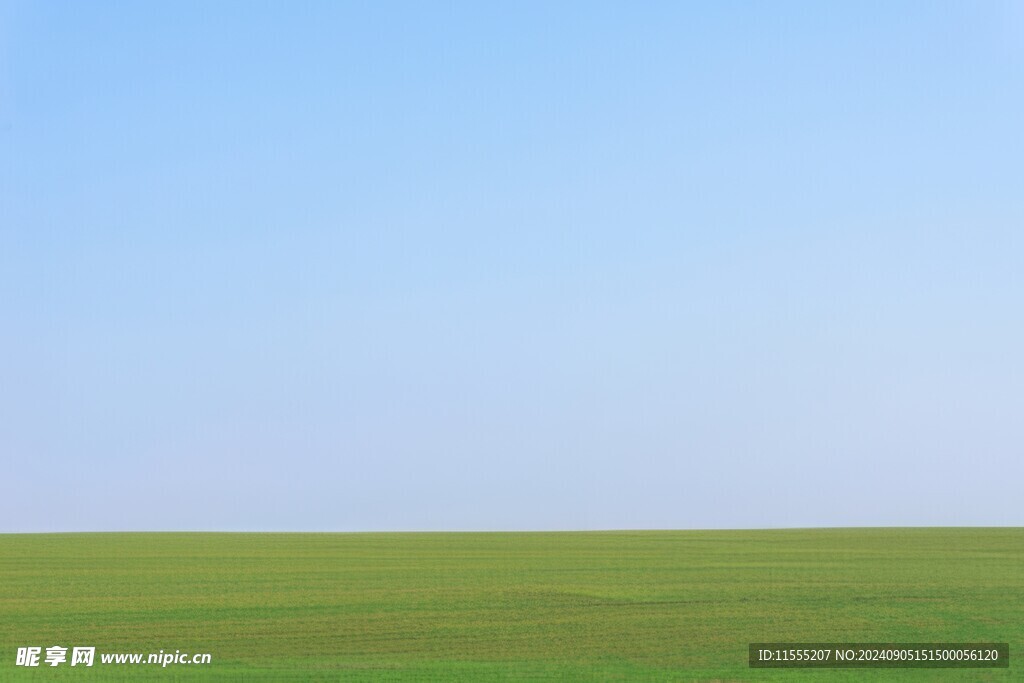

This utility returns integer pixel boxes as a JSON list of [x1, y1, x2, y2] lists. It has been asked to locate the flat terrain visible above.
[[0, 529, 1020, 680]]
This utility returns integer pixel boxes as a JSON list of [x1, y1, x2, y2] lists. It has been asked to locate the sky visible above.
[[1, 1, 1022, 532]]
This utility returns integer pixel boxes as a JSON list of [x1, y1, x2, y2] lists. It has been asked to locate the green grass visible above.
[[0, 529, 1020, 681]]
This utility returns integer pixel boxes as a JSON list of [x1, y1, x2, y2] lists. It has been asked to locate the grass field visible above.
[[0, 529, 1020, 681]]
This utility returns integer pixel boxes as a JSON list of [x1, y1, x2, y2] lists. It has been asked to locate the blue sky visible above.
[[1, 1, 1022, 531]]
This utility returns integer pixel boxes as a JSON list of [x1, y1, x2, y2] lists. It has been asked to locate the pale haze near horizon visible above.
[[1, 1, 1022, 532]]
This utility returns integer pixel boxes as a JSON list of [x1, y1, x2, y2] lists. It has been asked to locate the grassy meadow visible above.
[[0, 529, 1020, 681]]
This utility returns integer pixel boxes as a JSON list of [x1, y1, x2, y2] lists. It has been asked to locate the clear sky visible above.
[[1, 1, 1022, 532]]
